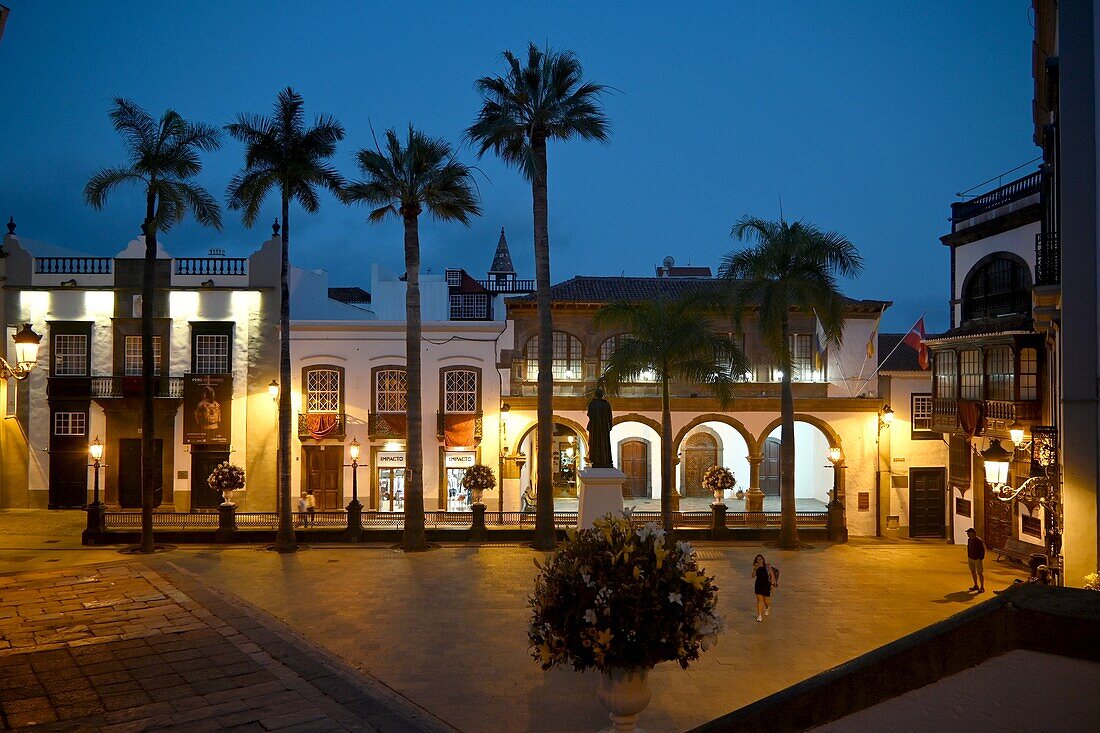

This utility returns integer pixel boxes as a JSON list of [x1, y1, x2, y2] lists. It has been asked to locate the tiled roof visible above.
[[506, 276, 889, 311], [924, 315, 1034, 342], [328, 286, 371, 304], [879, 333, 923, 372]]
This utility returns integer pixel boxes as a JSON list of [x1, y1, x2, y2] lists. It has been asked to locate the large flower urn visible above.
[[596, 667, 652, 732]]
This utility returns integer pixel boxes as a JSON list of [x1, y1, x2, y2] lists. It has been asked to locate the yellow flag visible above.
[[865, 316, 879, 359]]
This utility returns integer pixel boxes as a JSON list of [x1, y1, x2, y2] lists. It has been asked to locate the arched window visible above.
[[374, 369, 407, 413], [599, 335, 657, 382], [962, 256, 1030, 322], [525, 332, 583, 381], [304, 367, 342, 413], [443, 368, 479, 413]]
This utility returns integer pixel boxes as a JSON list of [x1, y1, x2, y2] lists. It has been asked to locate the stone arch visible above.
[[612, 412, 662, 435], [514, 415, 590, 452], [672, 413, 756, 456], [755, 413, 842, 454]]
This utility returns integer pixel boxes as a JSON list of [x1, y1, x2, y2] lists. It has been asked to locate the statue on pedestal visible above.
[[587, 388, 613, 469]]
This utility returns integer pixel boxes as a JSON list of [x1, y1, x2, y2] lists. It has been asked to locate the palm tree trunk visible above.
[[531, 135, 555, 550], [661, 374, 673, 536], [778, 320, 799, 549], [274, 195, 297, 553], [403, 211, 428, 551], [139, 197, 157, 554]]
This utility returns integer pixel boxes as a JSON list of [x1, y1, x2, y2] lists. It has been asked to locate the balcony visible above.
[[175, 258, 248, 276], [90, 376, 184, 399], [1035, 232, 1060, 286], [368, 413, 407, 441], [476, 278, 535, 293], [297, 413, 347, 441], [950, 171, 1043, 225], [436, 412, 484, 444], [931, 397, 1040, 435], [35, 257, 113, 274]]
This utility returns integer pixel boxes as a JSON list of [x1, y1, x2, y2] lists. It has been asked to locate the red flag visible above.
[[902, 317, 929, 370]]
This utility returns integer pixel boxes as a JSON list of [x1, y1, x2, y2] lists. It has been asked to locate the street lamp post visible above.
[[826, 446, 848, 543], [82, 436, 105, 544], [346, 438, 363, 537], [0, 324, 42, 380]]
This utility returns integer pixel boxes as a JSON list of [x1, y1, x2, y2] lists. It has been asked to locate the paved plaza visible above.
[[0, 510, 1026, 732]]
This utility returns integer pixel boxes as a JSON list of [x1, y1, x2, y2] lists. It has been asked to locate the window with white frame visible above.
[[53, 411, 86, 436], [194, 334, 229, 373], [449, 293, 489, 320], [934, 351, 957, 399], [445, 269, 463, 287], [306, 369, 341, 413], [1020, 347, 1039, 400], [911, 394, 934, 436], [444, 370, 478, 413], [985, 346, 1014, 401], [124, 336, 162, 376], [375, 369, 407, 413], [525, 332, 583, 381], [789, 333, 814, 382], [53, 334, 87, 376]]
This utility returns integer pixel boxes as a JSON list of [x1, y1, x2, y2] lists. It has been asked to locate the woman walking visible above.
[[752, 554, 773, 622]]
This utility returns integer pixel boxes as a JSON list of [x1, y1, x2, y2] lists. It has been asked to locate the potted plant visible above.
[[702, 465, 736, 505], [207, 462, 245, 506], [529, 515, 723, 731], [461, 464, 496, 506]]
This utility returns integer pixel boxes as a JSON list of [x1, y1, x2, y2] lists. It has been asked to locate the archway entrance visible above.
[[683, 433, 718, 498], [762, 421, 834, 508], [762, 437, 781, 497], [620, 439, 648, 498], [517, 421, 587, 502]]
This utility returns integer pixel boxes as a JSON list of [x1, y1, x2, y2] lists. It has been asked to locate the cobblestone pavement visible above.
[[0, 562, 454, 732], [0, 512, 1028, 732]]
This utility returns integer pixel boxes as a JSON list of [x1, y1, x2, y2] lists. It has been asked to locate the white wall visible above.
[[886, 373, 950, 537], [766, 422, 833, 503], [952, 222, 1040, 326]]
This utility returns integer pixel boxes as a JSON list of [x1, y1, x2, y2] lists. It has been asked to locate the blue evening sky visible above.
[[0, 1, 1038, 332]]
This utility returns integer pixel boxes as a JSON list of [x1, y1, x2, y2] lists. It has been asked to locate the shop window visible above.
[[525, 332, 583, 381], [124, 335, 162, 376], [960, 349, 982, 400], [305, 368, 341, 413], [985, 346, 1014, 401], [443, 370, 478, 413], [1020, 347, 1039, 400], [934, 351, 957, 399], [53, 334, 88, 376], [375, 369, 407, 413], [53, 411, 86, 436], [911, 394, 935, 438]]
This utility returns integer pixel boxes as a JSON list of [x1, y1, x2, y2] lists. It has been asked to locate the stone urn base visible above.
[[597, 667, 651, 732], [712, 489, 726, 505], [220, 489, 236, 506], [471, 487, 485, 505]]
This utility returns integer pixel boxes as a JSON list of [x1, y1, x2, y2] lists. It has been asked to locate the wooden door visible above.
[[762, 438, 781, 497], [909, 468, 946, 538], [620, 440, 648, 498], [48, 447, 87, 509], [191, 449, 230, 510], [984, 482, 1013, 552], [683, 433, 718, 498], [117, 438, 163, 509], [304, 446, 343, 510]]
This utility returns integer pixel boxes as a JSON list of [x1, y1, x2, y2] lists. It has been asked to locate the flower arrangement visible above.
[[207, 462, 245, 493], [1085, 572, 1100, 591], [461, 464, 496, 491], [528, 514, 722, 673], [701, 466, 736, 495]]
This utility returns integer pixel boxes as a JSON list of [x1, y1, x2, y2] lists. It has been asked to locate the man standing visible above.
[[966, 527, 985, 593]]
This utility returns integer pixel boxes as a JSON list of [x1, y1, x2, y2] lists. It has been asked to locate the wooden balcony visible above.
[[931, 397, 1041, 435], [297, 413, 346, 441], [436, 412, 484, 443], [90, 376, 184, 399]]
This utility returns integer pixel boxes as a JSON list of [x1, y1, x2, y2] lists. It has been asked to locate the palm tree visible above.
[[344, 126, 481, 551], [596, 292, 748, 535], [226, 88, 345, 553], [85, 99, 222, 554], [468, 44, 610, 549], [721, 216, 863, 549]]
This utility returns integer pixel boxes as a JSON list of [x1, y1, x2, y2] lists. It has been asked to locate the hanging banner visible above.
[[183, 373, 232, 445]]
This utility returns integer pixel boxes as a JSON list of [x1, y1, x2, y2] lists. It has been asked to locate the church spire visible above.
[[488, 226, 516, 278]]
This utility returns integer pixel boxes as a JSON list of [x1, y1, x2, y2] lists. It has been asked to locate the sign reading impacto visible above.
[[183, 373, 232, 445]]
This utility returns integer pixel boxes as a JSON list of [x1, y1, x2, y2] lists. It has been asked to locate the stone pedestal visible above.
[[215, 503, 237, 542], [81, 503, 105, 545], [346, 498, 363, 539], [470, 503, 488, 541], [578, 467, 627, 528], [744, 487, 765, 512], [828, 500, 848, 543], [710, 503, 730, 540]]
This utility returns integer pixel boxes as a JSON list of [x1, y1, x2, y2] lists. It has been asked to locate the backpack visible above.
[[768, 565, 780, 588]]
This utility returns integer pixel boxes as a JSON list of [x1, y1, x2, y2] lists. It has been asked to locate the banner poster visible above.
[[183, 373, 232, 445]]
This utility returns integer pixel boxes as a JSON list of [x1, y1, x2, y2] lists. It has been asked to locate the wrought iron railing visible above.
[[368, 413, 406, 440], [951, 171, 1043, 224], [476, 278, 536, 293], [1035, 231, 1060, 285], [297, 413, 347, 440], [90, 376, 184, 399], [175, 258, 248, 276], [35, 257, 113, 274]]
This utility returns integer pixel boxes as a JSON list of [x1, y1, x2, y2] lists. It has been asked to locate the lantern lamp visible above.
[[12, 324, 41, 372], [349, 437, 361, 464], [268, 379, 279, 402], [89, 436, 104, 463], [982, 439, 1012, 487]]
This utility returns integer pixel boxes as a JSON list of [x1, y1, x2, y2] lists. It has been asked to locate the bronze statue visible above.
[[586, 387, 613, 468]]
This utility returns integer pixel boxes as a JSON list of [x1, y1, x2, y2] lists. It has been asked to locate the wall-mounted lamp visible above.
[[268, 379, 279, 403], [981, 438, 1012, 487], [879, 405, 894, 429], [0, 324, 42, 380], [1009, 420, 1027, 447]]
